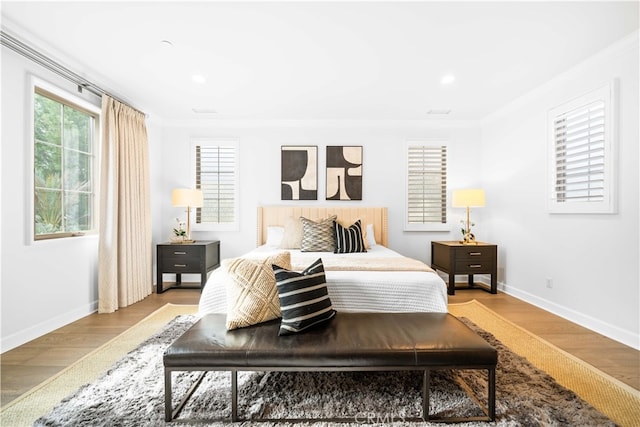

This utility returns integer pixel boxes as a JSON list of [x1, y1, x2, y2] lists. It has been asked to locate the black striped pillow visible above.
[[334, 219, 367, 253], [272, 258, 336, 335]]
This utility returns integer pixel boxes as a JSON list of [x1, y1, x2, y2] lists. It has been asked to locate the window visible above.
[[548, 82, 616, 214], [405, 141, 448, 231], [32, 81, 99, 240], [192, 139, 238, 230]]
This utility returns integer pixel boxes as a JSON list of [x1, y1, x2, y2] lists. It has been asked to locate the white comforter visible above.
[[198, 245, 448, 315]]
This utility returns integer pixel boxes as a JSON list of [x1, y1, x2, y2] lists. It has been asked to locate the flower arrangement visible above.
[[460, 219, 475, 243], [171, 218, 187, 242]]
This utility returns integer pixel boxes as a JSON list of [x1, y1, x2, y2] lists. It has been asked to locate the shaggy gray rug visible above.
[[34, 315, 614, 426]]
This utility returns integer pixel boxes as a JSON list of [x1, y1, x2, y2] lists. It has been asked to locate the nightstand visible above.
[[431, 241, 497, 295], [156, 240, 220, 293]]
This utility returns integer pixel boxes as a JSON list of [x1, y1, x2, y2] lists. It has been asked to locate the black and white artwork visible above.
[[281, 146, 318, 200], [326, 146, 362, 200]]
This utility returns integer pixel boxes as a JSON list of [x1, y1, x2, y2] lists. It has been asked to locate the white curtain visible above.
[[98, 96, 152, 313]]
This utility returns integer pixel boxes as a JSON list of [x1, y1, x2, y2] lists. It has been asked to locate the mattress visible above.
[[198, 245, 448, 315]]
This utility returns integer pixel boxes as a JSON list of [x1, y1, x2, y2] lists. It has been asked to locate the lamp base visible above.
[[170, 237, 196, 244], [460, 232, 477, 245]]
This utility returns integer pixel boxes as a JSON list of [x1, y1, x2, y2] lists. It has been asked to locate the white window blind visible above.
[[405, 143, 448, 231], [548, 82, 615, 214], [553, 100, 605, 203], [193, 140, 238, 229]]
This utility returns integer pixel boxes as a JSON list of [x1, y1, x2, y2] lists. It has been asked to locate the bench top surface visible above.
[[164, 312, 498, 368], [164, 312, 497, 368]]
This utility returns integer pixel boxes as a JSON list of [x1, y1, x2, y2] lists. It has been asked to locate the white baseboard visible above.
[[500, 283, 639, 350], [0, 301, 98, 353]]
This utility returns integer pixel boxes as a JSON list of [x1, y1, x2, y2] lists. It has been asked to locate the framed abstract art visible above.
[[281, 145, 318, 200], [326, 146, 362, 200]]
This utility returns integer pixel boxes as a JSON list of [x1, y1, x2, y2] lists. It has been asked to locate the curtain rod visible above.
[[0, 29, 146, 116]]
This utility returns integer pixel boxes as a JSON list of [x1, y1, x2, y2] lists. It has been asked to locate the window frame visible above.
[[547, 81, 616, 214], [190, 138, 239, 232], [404, 140, 449, 231], [29, 76, 100, 242]]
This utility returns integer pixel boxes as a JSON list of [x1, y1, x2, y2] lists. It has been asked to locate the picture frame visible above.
[[281, 145, 318, 200], [326, 145, 362, 200]]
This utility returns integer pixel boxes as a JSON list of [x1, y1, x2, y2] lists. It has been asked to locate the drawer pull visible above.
[[469, 252, 482, 256], [174, 264, 187, 268], [469, 264, 482, 268], [173, 251, 187, 255]]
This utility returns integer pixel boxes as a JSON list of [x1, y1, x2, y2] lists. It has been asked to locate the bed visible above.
[[198, 206, 448, 316]]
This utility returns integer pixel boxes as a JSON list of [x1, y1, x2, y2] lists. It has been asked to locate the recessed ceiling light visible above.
[[160, 40, 173, 47], [441, 75, 455, 85], [192, 74, 206, 84]]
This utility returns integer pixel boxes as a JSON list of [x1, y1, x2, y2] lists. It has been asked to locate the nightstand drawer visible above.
[[162, 257, 202, 273], [159, 247, 201, 265], [454, 259, 494, 274], [159, 245, 202, 259], [454, 247, 494, 261]]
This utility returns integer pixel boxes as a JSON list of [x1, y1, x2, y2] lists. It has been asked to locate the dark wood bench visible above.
[[163, 312, 497, 423]]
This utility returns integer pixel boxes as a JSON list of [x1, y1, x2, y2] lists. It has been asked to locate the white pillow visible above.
[[265, 226, 284, 247], [366, 223, 377, 247]]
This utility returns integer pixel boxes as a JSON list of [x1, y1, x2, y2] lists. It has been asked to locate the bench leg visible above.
[[231, 370, 238, 422], [165, 370, 208, 422], [423, 370, 430, 421], [419, 368, 495, 423], [488, 368, 496, 421], [164, 369, 173, 422]]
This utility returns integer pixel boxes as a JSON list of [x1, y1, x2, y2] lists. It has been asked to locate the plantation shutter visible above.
[[195, 144, 236, 224], [553, 100, 605, 203], [407, 144, 447, 226]]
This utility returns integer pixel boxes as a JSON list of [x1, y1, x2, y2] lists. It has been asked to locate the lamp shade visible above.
[[172, 188, 203, 208], [452, 189, 485, 207]]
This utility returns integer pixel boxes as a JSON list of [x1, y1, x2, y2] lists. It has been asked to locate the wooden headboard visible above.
[[257, 206, 388, 247]]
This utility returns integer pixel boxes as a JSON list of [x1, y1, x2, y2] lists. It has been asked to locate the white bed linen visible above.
[[198, 245, 448, 315]]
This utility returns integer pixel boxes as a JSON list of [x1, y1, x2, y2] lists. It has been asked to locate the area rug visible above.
[[30, 318, 616, 425], [1, 301, 637, 426], [449, 301, 640, 426]]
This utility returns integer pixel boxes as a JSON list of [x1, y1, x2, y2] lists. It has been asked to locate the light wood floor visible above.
[[1, 288, 638, 407]]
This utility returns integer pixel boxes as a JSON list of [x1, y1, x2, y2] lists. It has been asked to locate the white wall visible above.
[[480, 32, 639, 349], [0, 47, 102, 350], [155, 121, 482, 264]]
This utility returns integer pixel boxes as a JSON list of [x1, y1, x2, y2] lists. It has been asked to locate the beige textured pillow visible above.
[[224, 251, 292, 330], [278, 216, 303, 249]]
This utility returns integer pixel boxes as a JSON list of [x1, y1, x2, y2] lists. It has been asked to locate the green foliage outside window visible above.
[[34, 91, 95, 237]]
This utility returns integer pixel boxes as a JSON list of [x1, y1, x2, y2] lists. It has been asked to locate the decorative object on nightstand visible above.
[[171, 188, 203, 243], [170, 218, 187, 243], [452, 189, 485, 244], [431, 240, 497, 295], [156, 240, 220, 293]]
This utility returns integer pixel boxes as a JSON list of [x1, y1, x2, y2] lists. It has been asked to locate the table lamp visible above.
[[172, 188, 203, 243], [452, 189, 485, 244]]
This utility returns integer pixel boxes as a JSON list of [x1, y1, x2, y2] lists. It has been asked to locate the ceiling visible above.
[[1, 1, 638, 122]]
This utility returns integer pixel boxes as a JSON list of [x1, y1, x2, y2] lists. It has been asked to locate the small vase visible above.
[[170, 235, 185, 244]]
